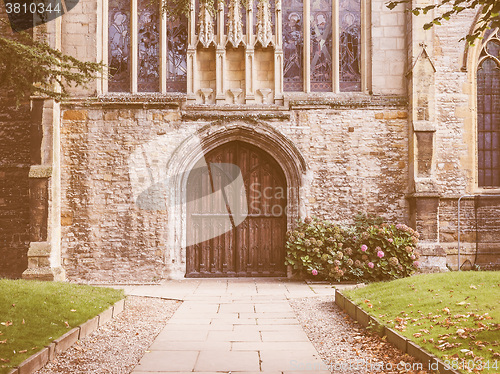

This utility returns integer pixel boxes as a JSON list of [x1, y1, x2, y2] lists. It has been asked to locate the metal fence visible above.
[[458, 194, 500, 270]]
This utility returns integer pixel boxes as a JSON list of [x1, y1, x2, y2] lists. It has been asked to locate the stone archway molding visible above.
[[164, 119, 308, 279]]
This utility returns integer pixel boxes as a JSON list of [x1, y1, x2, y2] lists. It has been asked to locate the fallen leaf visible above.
[[70, 309, 76, 312], [64, 321, 69, 328], [0, 340, 6, 344], [0, 358, 10, 362], [18, 350, 27, 354]]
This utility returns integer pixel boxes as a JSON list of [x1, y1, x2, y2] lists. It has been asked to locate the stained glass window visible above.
[[477, 32, 500, 186], [138, 0, 160, 92], [283, 0, 303, 91], [310, 0, 332, 91], [108, 0, 130, 92], [339, 0, 361, 91], [167, 16, 188, 92]]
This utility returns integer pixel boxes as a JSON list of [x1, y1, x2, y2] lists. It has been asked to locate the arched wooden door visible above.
[[186, 141, 287, 277]]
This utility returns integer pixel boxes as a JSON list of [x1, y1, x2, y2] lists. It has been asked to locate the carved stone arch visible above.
[[461, 10, 488, 72], [163, 120, 307, 278]]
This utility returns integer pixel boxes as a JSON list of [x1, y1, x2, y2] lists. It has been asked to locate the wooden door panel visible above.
[[186, 141, 287, 277]]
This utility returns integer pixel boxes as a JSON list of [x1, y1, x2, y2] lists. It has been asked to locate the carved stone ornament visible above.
[[274, 0, 281, 11], [198, 1, 215, 48], [256, 0, 273, 47], [227, 0, 244, 47]]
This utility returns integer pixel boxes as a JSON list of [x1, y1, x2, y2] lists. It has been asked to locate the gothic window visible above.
[[138, 0, 160, 92], [282, 0, 362, 92], [339, 0, 361, 91], [310, 0, 333, 91], [108, 0, 131, 92], [167, 16, 188, 92], [107, 0, 187, 92], [477, 29, 500, 187], [283, 0, 303, 91]]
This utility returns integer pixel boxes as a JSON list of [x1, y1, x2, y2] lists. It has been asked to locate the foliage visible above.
[[344, 272, 500, 373], [0, 279, 123, 373], [285, 214, 420, 282], [0, 20, 104, 104], [386, 0, 500, 44]]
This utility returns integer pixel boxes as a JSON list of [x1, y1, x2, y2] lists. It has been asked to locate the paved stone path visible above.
[[120, 279, 349, 374]]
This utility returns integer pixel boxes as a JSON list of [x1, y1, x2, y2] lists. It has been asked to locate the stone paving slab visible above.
[[133, 351, 199, 372], [129, 279, 337, 373], [195, 351, 260, 372]]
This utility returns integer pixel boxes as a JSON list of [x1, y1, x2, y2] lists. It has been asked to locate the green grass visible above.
[[344, 272, 500, 373], [0, 279, 124, 374]]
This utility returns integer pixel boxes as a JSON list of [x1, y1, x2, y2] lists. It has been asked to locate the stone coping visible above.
[[335, 290, 461, 374], [7, 299, 126, 374]]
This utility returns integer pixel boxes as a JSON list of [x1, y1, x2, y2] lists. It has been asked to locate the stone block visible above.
[[63, 110, 88, 121], [54, 328, 80, 354], [104, 111, 119, 121], [385, 327, 407, 353], [79, 316, 99, 339], [28, 165, 52, 178], [113, 299, 125, 317], [17, 346, 49, 374], [98, 306, 114, 327]]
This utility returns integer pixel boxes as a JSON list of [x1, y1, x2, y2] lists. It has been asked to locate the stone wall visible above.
[[59, 97, 409, 282]]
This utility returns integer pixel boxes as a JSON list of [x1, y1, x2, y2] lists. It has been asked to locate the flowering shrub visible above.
[[285, 214, 420, 282]]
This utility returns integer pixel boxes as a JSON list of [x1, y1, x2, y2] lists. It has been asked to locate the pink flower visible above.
[[413, 261, 420, 268], [312, 269, 318, 276], [377, 250, 385, 258], [361, 244, 368, 252], [410, 254, 416, 260], [368, 262, 374, 269], [388, 238, 393, 243]]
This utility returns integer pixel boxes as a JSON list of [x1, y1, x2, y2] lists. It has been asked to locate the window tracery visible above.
[[477, 28, 500, 187], [107, 0, 187, 92], [106, 0, 363, 96]]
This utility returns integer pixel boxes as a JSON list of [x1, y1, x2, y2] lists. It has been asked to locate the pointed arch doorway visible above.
[[186, 141, 287, 277]]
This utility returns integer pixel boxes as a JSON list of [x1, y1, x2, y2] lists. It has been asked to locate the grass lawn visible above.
[[344, 271, 500, 373], [0, 279, 124, 374]]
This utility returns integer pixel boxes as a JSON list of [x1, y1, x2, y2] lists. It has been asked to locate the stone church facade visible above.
[[1, 0, 499, 281]]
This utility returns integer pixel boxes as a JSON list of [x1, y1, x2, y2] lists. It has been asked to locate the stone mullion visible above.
[[98, 0, 106, 94], [332, 0, 339, 92], [245, 0, 255, 102], [303, 0, 311, 93], [216, 0, 226, 103], [131, 0, 138, 93], [187, 0, 197, 99], [274, 0, 283, 101], [160, 7, 167, 93], [360, 0, 370, 93]]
